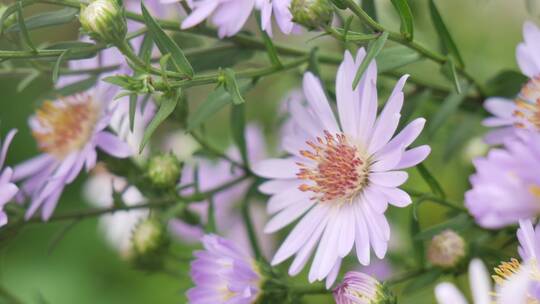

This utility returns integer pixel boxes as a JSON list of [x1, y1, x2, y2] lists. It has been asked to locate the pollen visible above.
[[32, 94, 100, 158], [296, 130, 368, 203], [514, 76, 540, 130], [492, 258, 522, 285]]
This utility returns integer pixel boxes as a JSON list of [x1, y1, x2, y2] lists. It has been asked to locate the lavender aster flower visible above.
[[0, 129, 18, 227], [465, 132, 540, 228], [257, 0, 301, 36], [483, 22, 540, 144], [333, 271, 394, 304], [187, 234, 262, 304], [434, 259, 492, 304], [253, 49, 430, 287], [13, 83, 132, 221]]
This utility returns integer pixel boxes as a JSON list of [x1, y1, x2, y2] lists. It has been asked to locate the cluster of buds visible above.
[[79, 0, 127, 43]]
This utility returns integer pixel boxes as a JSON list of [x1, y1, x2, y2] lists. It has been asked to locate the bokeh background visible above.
[[0, 0, 537, 303]]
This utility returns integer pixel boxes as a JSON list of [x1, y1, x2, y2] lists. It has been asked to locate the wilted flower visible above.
[[434, 259, 492, 304], [428, 229, 466, 268], [333, 271, 395, 304], [483, 22, 540, 144], [0, 129, 18, 227], [253, 49, 430, 287], [187, 234, 262, 304], [465, 132, 540, 229], [13, 83, 132, 221], [79, 0, 127, 43]]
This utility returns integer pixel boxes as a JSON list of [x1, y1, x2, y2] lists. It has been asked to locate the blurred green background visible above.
[[0, 0, 538, 303]]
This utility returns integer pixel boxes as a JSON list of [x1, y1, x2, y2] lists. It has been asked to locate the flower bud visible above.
[[333, 271, 396, 304], [131, 218, 170, 270], [79, 0, 126, 43], [147, 153, 182, 189], [428, 229, 466, 268], [290, 0, 333, 30]]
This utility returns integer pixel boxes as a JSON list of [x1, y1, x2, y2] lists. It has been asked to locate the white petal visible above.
[[434, 282, 468, 304], [252, 158, 298, 179], [264, 199, 314, 233], [370, 171, 408, 187], [302, 73, 339, 133], [469, 259, 492, 304]]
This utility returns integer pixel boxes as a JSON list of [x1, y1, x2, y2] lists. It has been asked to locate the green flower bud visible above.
[[79, 0, 126, 43], [290, 0, 333, 30], [130, 218, 170, 270], [428, 229, 466, 269], [147, 153, 182, 189]]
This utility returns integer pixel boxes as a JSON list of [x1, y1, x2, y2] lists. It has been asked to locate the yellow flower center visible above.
[[514, 76, 540, 130], [296, 131, 369, 203], [493, 258, 540, 304], [32, 94, 100, 158]]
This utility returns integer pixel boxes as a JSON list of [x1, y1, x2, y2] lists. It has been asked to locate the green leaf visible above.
[[187, 81, 252, 131], [427, 85, 470, 137], [16, 2, 36, 51], [390, 0, 414, 40], [6, 7, 77, 32], [16, 70, 40, 92], [223, 69, 246, 105], [352, 31, 389, 89], [448, 58, 461, 93], [403, 269, 442, 294], [414, 214, 472, 240], [141, 3, 193, 77], [485, 70, 528, 98], [377, 45, 421, 73], [230, 103, 248, 166], [416, 163, 446, 199], [140, 91, 180, 152], [129, 94, 137, 132], [428, 0, 464, 67], [138, 33, 154, 65], [256, 12, 282, 67], [52, 49, 69, 84], [361, 0, 377, 21]]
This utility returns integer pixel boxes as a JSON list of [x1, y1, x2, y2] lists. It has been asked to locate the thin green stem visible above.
[[241, 184, 264, 261]]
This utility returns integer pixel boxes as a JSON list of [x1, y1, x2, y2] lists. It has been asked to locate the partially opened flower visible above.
[[493, 219, 540, 303], [434, 259, 492, 304], [187, 234, 262, 304], [0, 129, 18, 227], [483, 22, 540, 144], [253, 49, 430, 287], [13, 83, 132, 221], [333, 271, 395, 304], [465, 132, 540, 228]]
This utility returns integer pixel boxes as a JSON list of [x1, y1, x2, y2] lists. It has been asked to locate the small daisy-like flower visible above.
[[0, 129, 18, 227], [13, 83, 132, 221], [465, 132, 540, 229], [492, 219, 540, 304], [187, 234, 262, 304], [483, 22, 540, 144], [253, 49, 430, 287], [257, 0, 302, 36], [434, 259, 492, 304], [333, 271, 395, 304]]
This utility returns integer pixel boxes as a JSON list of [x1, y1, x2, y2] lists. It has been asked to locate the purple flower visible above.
[[13, 83, 132, 221], [483, 22, 540, 144], [257, 0, 301, 36], [253, 49, 430, 287], [333, 271, 385, 304], [187, 234, 262, 304], [465, 132, 540, 229], [169, 124, 275, 258], [0, 129, 19, 227]]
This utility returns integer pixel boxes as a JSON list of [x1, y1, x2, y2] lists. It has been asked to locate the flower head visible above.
[[434, 259, 492, 304], [333, 271, 395, 304], [253, 49, 430, 287], [187, 234, 262, 304], [80, 0, 127, 43], [465, 132, 540, 229], [14, 84, 132, 221], [0, 129, 18, 227]]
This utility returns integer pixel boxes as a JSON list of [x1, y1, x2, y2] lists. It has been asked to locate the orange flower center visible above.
[[514, 76, 540, 130], [32, 94, 100, 158], [296, 131, 369, 203]]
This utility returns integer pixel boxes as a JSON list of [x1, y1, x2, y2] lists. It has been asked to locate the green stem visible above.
[[241, 184, 264, 261]]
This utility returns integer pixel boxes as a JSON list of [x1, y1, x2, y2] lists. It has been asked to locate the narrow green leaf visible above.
[[16, 70, 39, 92], [187, 81, 252, 131], [361, 0, 377, 21], [448, 58, 461, 93], [129, 94, 137, 132], [230, 103, 248, 166], [140, 91, 180, 152], [416, 163, 446, 199], [390, 0, 414, 40], [52, 49, 69, 84], [427, 85, 470, 137], [409, 209, 425, 267], [6, 7, 77, 32], [223, 69, 245, 105], [16, 2, 36, 51], [428, 0, 464, 66], [352, 31, 388, 89], [159, 53, 172, 85], [138, 33, 154, 65], [141, 3, 193, 77], [377, 45, 421, 73], [256, 12, 282, 67]]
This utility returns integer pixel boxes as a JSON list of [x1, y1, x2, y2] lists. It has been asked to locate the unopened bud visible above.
[[428, 229, 466, 268], [290, 0, 333, 30], [79, 0, 126, 43], [131, 218, 170, 270], [147, 153, 182, 189], [333, 271, 396, 304]]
